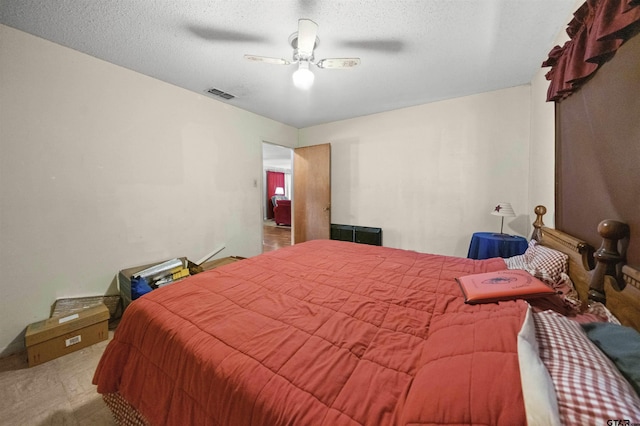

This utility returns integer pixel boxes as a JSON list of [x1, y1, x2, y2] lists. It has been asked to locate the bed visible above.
[[93, 206, 640, 425]]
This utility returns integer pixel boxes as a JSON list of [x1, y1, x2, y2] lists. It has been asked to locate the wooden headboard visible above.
[[532, 205, 640, 331]]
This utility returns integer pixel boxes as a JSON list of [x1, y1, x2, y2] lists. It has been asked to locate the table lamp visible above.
[[491, 202, 515, 235], [274, 187, 285, 196]]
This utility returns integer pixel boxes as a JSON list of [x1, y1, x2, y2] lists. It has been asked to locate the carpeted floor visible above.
[[0, 331, 116, 425]]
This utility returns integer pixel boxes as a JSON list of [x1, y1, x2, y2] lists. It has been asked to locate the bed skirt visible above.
[[102, 392, 149, 426]]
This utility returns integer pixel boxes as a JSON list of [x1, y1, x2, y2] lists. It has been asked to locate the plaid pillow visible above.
[[506, 240, 568, 288], [533, 310, 640, 424]]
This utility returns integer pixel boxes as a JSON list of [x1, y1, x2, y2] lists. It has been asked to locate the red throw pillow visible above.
[[456, 269, 556, 304]]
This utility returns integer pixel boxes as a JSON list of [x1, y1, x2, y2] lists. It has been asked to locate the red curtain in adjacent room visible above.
[[266, 171, 285, 219]]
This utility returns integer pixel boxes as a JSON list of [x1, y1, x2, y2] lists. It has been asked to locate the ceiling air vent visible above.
[[206, 88, 235, 100]]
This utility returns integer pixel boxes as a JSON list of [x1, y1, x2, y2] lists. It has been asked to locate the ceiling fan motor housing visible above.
[[289, 32, 319, 62]]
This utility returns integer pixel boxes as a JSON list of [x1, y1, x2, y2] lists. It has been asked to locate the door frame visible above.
[[261, 142, 294, 250]]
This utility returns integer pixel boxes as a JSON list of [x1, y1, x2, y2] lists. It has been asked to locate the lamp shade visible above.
[[491, 203, 516, 217], [274, 187, 285, 196]]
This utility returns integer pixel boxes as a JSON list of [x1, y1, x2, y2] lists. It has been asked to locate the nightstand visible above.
[[467, 232, 528, 260]]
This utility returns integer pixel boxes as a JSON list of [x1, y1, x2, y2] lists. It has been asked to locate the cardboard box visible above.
[[51, 295, 121, 319], [199, 256, 245, 271], [25, 304, 109, 367], [118, 256, 245, 310], [118, 257, 203, 310]]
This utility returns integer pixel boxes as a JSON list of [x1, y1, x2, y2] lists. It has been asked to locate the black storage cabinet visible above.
[[330, 224, 382, 246]]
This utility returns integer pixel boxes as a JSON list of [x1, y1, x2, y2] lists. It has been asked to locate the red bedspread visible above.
[[94, 240, 528, 425]]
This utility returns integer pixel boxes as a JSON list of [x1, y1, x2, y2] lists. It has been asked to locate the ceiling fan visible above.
[[244, 19, 361, 90]]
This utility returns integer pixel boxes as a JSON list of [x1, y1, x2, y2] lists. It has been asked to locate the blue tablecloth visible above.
[[467, 232, 528, 260]]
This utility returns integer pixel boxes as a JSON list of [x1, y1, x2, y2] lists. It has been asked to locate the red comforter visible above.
[[94, 240, 528, 425]]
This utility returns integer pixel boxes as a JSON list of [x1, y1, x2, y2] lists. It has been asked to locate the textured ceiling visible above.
[[0, 0, 575, 128]]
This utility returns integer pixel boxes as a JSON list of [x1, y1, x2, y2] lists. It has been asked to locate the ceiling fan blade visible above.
[[188, 25, 268, 43], [244, 55, 291, 65], [316, 58, 361, 69], [297, 19, 318, 57], [339, 39, 404, 53]]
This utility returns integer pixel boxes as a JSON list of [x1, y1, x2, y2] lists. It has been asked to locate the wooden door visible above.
[[293, 144, 331, 243]]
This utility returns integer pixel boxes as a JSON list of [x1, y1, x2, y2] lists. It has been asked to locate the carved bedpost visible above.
[[588, 220, 630, 304], [531, 205, 546, 241]]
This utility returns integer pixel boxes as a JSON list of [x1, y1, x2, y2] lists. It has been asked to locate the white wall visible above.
[[0, 14, 571, 355], [527, 0, 578, 227], [299, 86, 533, 257], [0, 25, 297, 355], [528, 67, 557, 226]]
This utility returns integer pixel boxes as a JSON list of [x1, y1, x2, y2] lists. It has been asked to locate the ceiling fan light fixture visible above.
[[293, 61, 314, 90]]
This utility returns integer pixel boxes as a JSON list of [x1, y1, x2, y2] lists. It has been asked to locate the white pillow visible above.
[[517, 306, 561, 425]]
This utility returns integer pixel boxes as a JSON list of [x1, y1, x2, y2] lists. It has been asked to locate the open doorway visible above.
[[262, 142, 293, 252]]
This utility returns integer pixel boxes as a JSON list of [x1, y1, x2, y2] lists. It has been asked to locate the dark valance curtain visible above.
[[542, 0, 640, 101], [553, 20, 640, 265]]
